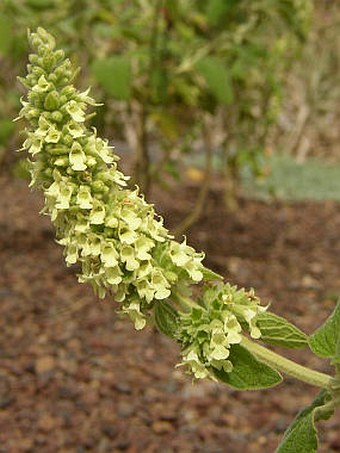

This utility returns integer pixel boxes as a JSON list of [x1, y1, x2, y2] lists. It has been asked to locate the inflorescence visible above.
[[19, 28, 265, 380]]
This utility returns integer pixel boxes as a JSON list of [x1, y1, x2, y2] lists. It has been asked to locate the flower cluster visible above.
[[19, 28, 205, 330], [19, 28, 267, 381], [176, 284, 266, 379]]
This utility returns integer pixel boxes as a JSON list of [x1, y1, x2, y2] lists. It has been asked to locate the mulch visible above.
[[0, 175, 339, 452]]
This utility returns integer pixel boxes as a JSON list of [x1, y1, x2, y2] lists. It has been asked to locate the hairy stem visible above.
[[172, 292, 202, 312], [241, 336, 333, 389]]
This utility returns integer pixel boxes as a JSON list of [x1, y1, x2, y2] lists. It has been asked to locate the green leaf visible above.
[[154, 300, 179, 338], [256, 311, 308, 349], [206, 0, 230, 27], [309, 301, 340, 361], [276, 389, 333, 453], [0, 13, 12, 56], [195, 56, 233, 105], [91, 56, 131, 101], [213, 344, 282, 390], [278, 412, 317, 453]]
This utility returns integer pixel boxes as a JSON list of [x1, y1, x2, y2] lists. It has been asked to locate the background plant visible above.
[[0, 0, 323, 227], [275, 0, 340, 162]]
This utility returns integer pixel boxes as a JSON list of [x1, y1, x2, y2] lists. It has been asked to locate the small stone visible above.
[[67, 338, 82, 351], [115, 383, 131, 394], [58, 357, 78, 375], [0, 377, 14, 409], [38, 414, 59, 431], [114, 438, 130, 450], [0, 396, 13, 409], [301, 274, 321, 290], [309, 262, 323, 274], [18, 438, 35, 450], [151, 421, 174, 434], [329, 432, 340, 449], [101, 424, 118, 439], [35, 355, 56, 375], [117, 402, 134, 417]]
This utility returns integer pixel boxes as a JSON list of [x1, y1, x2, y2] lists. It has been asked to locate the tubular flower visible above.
[[19, 28, 205, 330]]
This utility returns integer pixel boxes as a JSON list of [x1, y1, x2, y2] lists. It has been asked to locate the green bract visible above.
[[19, 28, 265, 379]]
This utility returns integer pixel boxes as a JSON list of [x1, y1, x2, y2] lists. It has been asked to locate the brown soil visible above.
[[0, 175, 339, 453]]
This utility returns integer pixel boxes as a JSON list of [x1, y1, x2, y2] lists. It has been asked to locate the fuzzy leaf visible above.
[[91, 56, 131, 101], [309, 301, 340, 361], [256, 311, 308, 349], [206, 0, 230, 27], [276, 389, 333, 453], [196, 56, 233, 105], [212, 344, 282, 390], [154, 300, 179, 338]]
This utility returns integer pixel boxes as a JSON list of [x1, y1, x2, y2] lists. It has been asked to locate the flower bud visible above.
[[44, 91, 60, 111], [51, 111, 63, 122]]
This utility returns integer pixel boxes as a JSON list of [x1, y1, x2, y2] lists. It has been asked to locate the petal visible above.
[[69, 143, 87, 171], [45, 126, 61, 143], [89, 200, 106, 224], [119, 229, 138, 245], [101, 243, 119, 267], [66, 100, 85, 122], [106, 266, 122, 285], [67, 121, 84, 138], [76, 185, 93, 209]]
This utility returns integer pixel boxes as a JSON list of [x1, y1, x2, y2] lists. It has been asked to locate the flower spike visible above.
[[19, 28, 265, 379]]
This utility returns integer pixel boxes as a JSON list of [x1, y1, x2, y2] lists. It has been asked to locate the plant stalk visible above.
[[172, 292, 202, 312], [241, 336, 333, 389]]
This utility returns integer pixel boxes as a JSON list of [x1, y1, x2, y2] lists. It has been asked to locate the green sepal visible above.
[[276, 389, 334, 453], [201, 266, 223, 281], [154, 300, 179, 338], [309, 300, 340, 363], [256, 311, 308, 349], [212, 344, 282, 390], [44, 91, 60, 111]]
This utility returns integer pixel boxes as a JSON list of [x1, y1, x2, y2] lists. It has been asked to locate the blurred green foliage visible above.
[[242, 153, 340, 202], [0, 0, 314, 203]]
